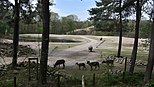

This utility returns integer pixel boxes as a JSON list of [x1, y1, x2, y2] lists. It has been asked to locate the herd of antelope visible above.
[[53, 56, 147, 70], [53, 56, 124, 70]]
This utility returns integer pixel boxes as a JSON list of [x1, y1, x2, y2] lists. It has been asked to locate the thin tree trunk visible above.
[[142, 18, 154, 86], [117, 0, 122, 57], [40, 0, 50, 84], [129, 0, 141, 73], [12, 0, 19, 69]]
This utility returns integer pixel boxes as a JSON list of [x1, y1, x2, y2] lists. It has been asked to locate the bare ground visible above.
[[0, 34, 143, 67]]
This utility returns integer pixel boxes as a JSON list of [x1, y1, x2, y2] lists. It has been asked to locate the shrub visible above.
[[0, 80, 14, 87], [0, 21, 10, 37], [124, 72, 144, 86]]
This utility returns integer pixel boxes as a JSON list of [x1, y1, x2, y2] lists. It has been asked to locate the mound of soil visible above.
[[0, 42, 36, 57]]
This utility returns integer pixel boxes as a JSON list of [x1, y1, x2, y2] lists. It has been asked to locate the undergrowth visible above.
[[0, 61, 153, 87]]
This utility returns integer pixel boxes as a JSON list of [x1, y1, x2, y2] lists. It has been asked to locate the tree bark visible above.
[[117, 0, 122, 57], [12, 0, 19, 69], [142, 18, 154, 86], [40, 0, 50, 84], [129, 0, 141, 73]]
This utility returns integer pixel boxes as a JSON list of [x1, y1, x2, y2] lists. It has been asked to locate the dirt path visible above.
[[48, 35, 102, 66], [1, 34, 142, 67], [0, 35, 102, 67]]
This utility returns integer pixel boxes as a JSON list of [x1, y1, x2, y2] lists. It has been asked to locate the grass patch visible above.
[[0, 60, 152, 87], [63, 35, 84, 40], [19, 37, 80, 42], [49, 43, 81, 49], [87, 36, 100, 40], [97, 48, 148, 60], [7, 35, 82, 43]]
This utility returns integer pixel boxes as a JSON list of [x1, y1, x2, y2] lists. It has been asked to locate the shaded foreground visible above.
[[0, 60, 153, 87]]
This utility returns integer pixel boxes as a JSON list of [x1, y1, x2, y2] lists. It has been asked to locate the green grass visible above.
[[63, 35, 84, 40], [87, 36, 100, 40], [0, 59, 151, 87], [64, 65, 106, 78], [49, 43, 81, 49], [96, 48, 148, 61], [6, 35, 81, 43]]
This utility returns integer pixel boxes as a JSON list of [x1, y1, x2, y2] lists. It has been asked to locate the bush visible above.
[[0, 80, 14, 87], [0, 21, 10, 37], [146, 82, 154, 87], [123, 72, 144, 86]]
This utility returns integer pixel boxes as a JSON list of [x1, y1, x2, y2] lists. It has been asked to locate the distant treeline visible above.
[[0, 18, 151, 38], [93, 20, 151, 38], [0, 10, 151, 38], [19, 13, 92, 34]]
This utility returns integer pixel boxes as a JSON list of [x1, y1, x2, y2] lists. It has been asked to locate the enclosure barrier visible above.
[[28, 57, 38, 81]]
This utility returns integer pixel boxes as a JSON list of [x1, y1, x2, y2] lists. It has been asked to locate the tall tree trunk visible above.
[[142, 15, 154, 87], [12, 0, 19, 69], [40, 0, 50, 84], [129, 0, 141, 73], [117, 0, 122, 57]]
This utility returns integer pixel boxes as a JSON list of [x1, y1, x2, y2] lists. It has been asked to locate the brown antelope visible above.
[[54, 59, 65, 69], [87, 61, 99, 70], [76, 62, 86, 70], [102, 60, 114, 66]]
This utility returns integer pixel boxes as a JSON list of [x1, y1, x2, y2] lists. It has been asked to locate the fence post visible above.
[[28, 57, 38, 81], [36, 58, 38, 80], [57, 74, 60, 87], [14, 77, 16, 87], [92, 73, 95, 87], [82, 75, 85, 87], [123, 57, 127, 80], [28, 58, 30, 81]]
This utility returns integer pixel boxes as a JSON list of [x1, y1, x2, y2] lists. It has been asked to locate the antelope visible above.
[[102, 60, 114, 66], [76, 62, 86, 70], [54, 59, 65, 69], [88, 46, 93, 52], [87, 61, 99, 70]]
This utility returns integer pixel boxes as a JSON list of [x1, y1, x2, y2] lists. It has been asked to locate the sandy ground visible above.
[[0, 34, 143, 67]]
